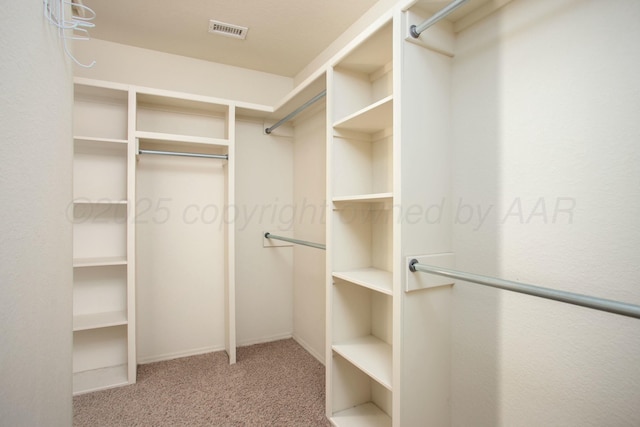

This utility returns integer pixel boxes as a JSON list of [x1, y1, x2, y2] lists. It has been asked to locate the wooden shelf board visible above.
[[333, 268, 393, 295], [135, 131, 229, 147], [73, 311, 127, 331], [332, 402, 391, 427], [333, 335, 392, 390], [74, 77, 129, 94], [136, 89, 230, 114], [73, 364, 129, 395], [73, 199, 128, 205], [73, 256, 128, 267], [333, 193, 393, 204], [74, 136, 128, 145], [333, 96, 393, 133], [74, 139, 128, 153]]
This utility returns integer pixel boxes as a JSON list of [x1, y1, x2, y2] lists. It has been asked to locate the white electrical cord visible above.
[[43, 0, 97, 67]]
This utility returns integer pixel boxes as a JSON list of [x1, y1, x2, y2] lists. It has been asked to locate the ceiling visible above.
[[83, 0, 380, 77]]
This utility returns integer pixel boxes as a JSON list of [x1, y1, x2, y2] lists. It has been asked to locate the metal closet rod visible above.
[[265, 90, 327, 134], [138, 149, 228, 160], [408, 260, 640, 320], [410, 0, 470, 38], [264, 232, 326, 250]]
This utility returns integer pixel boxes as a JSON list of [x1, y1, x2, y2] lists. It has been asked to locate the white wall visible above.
[[74, 38, 292, 106], [234, 119, 295, 346], [0, 2, 73, 425], [451, 0, 640, 425], [292, 108, 327, 362], [136, 155, 227, 362]]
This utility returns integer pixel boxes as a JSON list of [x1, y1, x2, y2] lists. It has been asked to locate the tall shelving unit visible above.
[[72, 79, 238, 395], [72, 79, 136, 395], [327, 20, 395, 425], [326, 5, 454, 425]]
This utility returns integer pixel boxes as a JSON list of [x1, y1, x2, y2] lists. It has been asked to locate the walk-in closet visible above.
[[3, 0, 640, 426]]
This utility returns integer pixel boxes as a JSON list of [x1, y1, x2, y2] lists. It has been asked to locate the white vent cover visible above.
[[208, 20, 248, 40]]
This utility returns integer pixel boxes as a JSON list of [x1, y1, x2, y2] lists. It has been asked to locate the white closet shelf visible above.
[[74, 138, 128, 153], [136, 91, 230, 114], [73, 311, 127, 331], [74, 77, 129, 95], [73, 256, 128, 267], [333, 95, 393, 133], [73, 199, 128, 205], [74, 136, 128, 145], [333, 193, 393, 204], [135, 131, 229, 147], [331, 402, 392, 427], [73, 364, 128, 396], [332, 335, 392, 390], [333, 268, 393, 295]]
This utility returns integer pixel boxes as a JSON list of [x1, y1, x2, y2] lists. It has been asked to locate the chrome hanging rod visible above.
[[410, 0, 470, 38], [138, 149, 228, 160], [265, 90, 327, 134], [408, 260, 640, 320], [264, 232, 326, 250]]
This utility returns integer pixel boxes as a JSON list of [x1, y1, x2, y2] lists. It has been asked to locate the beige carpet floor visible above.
[[73, 339, 331, 426]]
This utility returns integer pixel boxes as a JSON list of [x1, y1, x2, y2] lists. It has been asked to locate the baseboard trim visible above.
[[292, 334, 325, 365], [236, 332, 293, 348], [137, 345, 226, 365], [137, 333, 325, 366]]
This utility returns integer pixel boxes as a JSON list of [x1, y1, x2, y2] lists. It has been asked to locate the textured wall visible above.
[[0, 1, 73, 424], [451, 0, 640, 425]]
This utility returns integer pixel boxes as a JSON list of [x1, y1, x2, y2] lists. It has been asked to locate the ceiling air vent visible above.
[[208, 20, 248, 40]]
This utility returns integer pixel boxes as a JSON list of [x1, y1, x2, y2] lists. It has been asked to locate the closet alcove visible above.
[[71, 74, 328, 394]]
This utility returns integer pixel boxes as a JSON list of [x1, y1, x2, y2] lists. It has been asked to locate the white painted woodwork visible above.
[[73, 256, 128, 267], [332, 402, 392, 427], [72, 79, 239, 393], [327, 33, 397, 408], [72, 365, 129, 395], [72, 80, 136, 395], [332, 336, 393, 390], [225, 106, 237, 364], [73, 311, 128, 331], [333, 268, 393, 295], [334, 97, 394, 134], [73, 327, 128, 376], [134, 85, 236, 365], [327, 7, 453, 425], [333, 193, 393, 204], [405, 253, 455, 292]]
